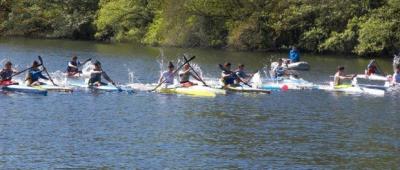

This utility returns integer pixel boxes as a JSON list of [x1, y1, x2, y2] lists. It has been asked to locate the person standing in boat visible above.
[[179, 63, 202, 87], [25, 60, 49, 86], [220, 62, 237, 86], [88, 61, 116, 86], [0, 61, 19, 85], [235, 64, 253, 84], [272, 59, 287, 78], [158, 62, 175, 85], [289, 46, 300, 63], [334, 66, 356, 86]]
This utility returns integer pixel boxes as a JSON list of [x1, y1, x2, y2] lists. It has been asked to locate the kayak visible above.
[[356, 74, 388, 81], [128, 83, 225, 97], [158, 85, 225, 97], [38, 84, 73, 92], [67, 79, 132, 92], [271, 61, 310, 70], [318, 82, 385, 96], [222, 85, 271, 94], [260, 77, 318, 90], [2, 85, 48, 95]]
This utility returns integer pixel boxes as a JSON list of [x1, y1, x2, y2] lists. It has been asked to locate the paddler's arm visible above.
[[102, 72, 116, 85], [38, 71, 49, 80]]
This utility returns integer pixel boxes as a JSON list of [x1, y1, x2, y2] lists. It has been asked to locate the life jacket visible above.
[[367, 65, 377, 75], [0, 69, 13, 81], [67, 61, 80, 73]]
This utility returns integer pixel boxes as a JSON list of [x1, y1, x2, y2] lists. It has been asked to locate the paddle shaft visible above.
[[151, 56, 196, 91], [183, 56, 208, 86], [38, 56, 58, 86], [5, 64, 42, 80]]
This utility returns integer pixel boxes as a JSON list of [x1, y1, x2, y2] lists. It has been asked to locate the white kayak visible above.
[[260, 77, 318, 90], [356, 74, 388, 81], [2, 85, 48, 95], [318, 82, 385, 96], [38, 84, 73, 92], [271, 61, 310, 70], [67, 79, 131, 92], [223, 85, 271, 94]]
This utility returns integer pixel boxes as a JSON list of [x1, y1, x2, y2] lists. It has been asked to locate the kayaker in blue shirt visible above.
[[88, 61, 116, 86], [0, 61, 18, 85], [25, 60, 49, 86], [289, 47, 300, 63], [220, 62, 238, 86]]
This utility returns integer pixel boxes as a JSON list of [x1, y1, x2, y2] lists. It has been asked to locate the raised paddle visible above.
[[183, 55, 208, 86], [79, 58, 92, 68], [150, 56, 196, 92], [38, 56, 58, 86], [218, 64, 253, 88]]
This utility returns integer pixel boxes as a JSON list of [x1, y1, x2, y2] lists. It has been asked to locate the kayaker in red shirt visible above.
[[366, 59, 380, 75], [0, 61, 19, 85]]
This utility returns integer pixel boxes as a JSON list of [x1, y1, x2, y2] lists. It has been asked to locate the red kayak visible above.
[[0, 80, 18, 86]]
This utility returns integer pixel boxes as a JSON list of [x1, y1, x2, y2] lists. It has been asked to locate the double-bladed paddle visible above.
[[218, 64, 253, 88], [150, 56, 196, 92], [5, 62, 43, 80], [183, 55, 208, 87]]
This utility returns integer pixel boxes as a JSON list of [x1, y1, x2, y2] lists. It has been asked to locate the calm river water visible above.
[[0, 38, 399, 169]]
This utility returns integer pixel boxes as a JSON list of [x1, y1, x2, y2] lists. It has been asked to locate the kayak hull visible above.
[[356, 74, 388, 81], [67, 80, 131, 92], [224, 86, 271, 94], [158, 85, 226, 97], [260, 77, 318, 90], [271, 61, 310, 70], [318, 83, 385, 96], [2, 85, 48, 95]]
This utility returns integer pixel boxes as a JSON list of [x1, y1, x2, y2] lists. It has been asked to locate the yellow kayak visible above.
[[158, 85, 225, 97]]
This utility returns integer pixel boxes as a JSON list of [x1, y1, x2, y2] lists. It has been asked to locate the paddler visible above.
[[289, 46, 300, 63], [333, 66, 356, 86], [365, 59, 380, 75], [88, 61, 116, 86], [235, 64, 253, 84], [66, 55, 91, 77], [25, 60, 49, 86], [179, 63, 202, 87], [0, 61, 19, 85], [220, 62, 238, 86], [158, 62, 175, 85], [272, 58, 287, 78]]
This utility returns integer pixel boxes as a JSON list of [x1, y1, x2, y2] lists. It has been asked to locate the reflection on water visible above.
[[0, 38, 399, 169]]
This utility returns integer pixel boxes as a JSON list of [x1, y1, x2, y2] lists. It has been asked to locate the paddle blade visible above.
[[38, 56, 43, 65]]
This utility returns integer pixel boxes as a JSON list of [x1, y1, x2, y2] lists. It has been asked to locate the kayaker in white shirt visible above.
[[158, 62, 175, 85]]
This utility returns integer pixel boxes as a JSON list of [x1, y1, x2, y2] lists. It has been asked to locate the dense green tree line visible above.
[[1, 0, 400, 56]]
